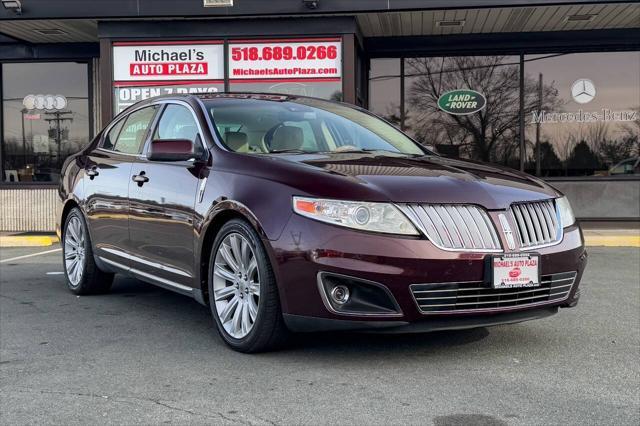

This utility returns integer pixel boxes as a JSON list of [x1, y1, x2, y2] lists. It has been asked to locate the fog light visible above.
[[330, 285, 350, 305]]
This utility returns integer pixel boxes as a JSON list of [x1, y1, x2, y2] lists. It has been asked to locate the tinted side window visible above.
[[153, 104, 205, 157], [102, 119, 125, 150], [153, 104, 199, 142], [112, 106, 158, 154]]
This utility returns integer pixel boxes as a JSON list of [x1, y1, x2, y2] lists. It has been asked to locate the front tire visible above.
[[208, 219, 288, 353], [62, 208, 114, 295]]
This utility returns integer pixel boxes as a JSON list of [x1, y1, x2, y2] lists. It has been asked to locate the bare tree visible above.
[[585, 121, 610, 151], [619, 106, 640, 158], [405, 56, 561, 164], [590, 107, 640, 165]]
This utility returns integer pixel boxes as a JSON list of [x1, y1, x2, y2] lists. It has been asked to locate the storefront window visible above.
[[369, 59, 401, 127], [1, 62, 90, 184], [403, 56, 521, 167], [524, 52, 640, 177], [368, 52, 640, 178]]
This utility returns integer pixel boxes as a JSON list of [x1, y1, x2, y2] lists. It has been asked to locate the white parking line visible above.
[[46, 271, 65, 275], [0, 248, 62, 263]]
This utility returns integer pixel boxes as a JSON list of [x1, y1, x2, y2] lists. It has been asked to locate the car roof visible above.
[[119, 92, 323, 113], [117, 92, 369, 120], [132, 92, 310, 104]]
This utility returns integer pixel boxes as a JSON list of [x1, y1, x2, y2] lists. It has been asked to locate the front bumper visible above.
[[283, 306, 559, 333], [269, 213, 587, 332]]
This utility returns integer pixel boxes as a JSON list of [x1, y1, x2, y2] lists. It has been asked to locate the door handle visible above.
[[132, 171, 149, 186], [86, 166, 99, 179]]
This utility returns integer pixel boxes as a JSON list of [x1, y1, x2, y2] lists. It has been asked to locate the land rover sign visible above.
[[438, 89, 486, 115]]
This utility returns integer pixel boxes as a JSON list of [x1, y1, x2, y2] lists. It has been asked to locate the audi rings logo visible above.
[[22, 94, 68, 111]]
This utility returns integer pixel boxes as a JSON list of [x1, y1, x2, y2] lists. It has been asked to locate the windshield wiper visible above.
[[325, 148, 412, 156], [267, 149, 309, 154]]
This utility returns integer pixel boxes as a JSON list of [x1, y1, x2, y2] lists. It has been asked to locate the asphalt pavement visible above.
[[1, 245, 638, 425]]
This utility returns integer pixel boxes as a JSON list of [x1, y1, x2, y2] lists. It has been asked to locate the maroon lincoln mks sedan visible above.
[[57, 93, 587, 352]]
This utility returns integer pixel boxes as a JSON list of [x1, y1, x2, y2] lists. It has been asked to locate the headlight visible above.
[[556, 196, 575, 228], [293, 196, 419, 235]]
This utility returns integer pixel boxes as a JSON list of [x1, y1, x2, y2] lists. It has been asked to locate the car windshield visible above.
[[203, 96, 429, 156]]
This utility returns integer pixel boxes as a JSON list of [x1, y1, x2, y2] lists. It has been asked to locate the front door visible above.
[[84, 105, 159, 268], [127, 103, 206, 291]]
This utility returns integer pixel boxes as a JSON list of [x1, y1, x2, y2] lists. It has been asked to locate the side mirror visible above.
[[148, 139, 195, 162]]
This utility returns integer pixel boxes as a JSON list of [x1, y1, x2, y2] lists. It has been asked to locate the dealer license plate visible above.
[[491, 253, 540, 289]]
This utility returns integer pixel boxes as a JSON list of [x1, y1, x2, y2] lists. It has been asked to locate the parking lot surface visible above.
[[1, 245, 638, 425]]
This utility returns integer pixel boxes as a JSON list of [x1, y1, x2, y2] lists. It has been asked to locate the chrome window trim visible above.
[[99, 99, 209, 158]]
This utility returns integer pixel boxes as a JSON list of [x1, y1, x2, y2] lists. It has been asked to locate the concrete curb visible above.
[[0, 234, 638, 248], [0, 235, 59, 247], [583, 235, 640, 248]]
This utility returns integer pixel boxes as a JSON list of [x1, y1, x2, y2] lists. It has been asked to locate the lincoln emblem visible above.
[[499, 213, 516, 250]]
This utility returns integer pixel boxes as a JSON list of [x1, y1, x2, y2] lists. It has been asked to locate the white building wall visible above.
[[0, 188, 58, 232]]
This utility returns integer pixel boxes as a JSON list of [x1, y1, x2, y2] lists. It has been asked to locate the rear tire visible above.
[[62, 207, 114, 295], [208, 219, 288, 353]]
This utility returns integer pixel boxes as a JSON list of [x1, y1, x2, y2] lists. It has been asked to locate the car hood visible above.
[[225, 152, 560, 210]]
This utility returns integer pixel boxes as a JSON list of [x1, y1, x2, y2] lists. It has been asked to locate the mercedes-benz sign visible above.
[[570, 79, 596, 104]]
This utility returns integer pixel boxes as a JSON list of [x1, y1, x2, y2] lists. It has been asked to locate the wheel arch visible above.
[[197, 201, 283, 309], [60, 198, 98, 256], [60, 199, 80, 235]]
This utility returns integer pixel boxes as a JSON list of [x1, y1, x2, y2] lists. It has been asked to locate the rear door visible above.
[[127, 101, 207, 292], [84, 105, 159, 269]]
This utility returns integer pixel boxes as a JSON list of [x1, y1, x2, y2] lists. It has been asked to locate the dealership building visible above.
[[0, 0, 638, 232]]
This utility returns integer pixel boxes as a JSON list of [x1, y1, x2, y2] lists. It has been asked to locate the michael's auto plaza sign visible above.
[[113, 41, 224, 81], [112, 41, 225, 113], [112, 39, 342, 113]]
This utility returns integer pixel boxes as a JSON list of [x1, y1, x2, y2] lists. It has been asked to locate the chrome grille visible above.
[[399, 204, 501, 251], [510, 200, 560, 249], [411, 271, 576, 314]]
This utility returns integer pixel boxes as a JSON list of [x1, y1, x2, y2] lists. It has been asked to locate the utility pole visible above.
[[519, 55, 525, 172], [399, 58, 405, 131], [43, 111, 73, 161], [20, 108, 27, 169], [535, 73, 543, 177]]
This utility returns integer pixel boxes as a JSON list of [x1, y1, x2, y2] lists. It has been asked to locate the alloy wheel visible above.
[[213, 233, 261, 339], [64, 216, 86, 287]]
